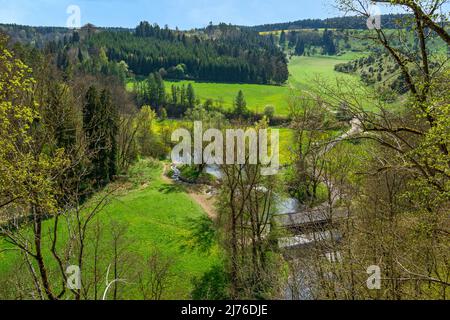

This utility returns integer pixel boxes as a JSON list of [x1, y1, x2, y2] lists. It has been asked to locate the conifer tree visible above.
[[322, 29, 337, 55], [83, 86, 118, 187], [234, 90, 247, 117], [100, 89, 118, 180], [295, 39, 305, 56], [187, 83, 196, 109], [279, 30, 286, 47]]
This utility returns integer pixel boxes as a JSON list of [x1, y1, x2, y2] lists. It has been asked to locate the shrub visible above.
[[191, 265, 230, 300], [264, 105, 275, 119]]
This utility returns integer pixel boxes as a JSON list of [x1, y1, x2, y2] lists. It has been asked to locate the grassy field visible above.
[[126, 53, 362, 117], [0, 159, 219, 299], [127, 79, 292, 116], [288, 53, 361, 90], [278, 127, 295, 165], [166, 80, 291, 116]]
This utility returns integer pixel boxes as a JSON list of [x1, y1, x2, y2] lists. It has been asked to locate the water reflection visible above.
[[276, 196, 300, 215], [204, 164, 222, 179]]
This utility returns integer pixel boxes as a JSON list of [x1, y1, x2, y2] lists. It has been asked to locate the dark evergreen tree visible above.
[[83, 86, 118, 187], [57, 49, 69, 71], [295, 39, 305, 56], [180, 84, 187, 107], [155, 72, 166, 109], [187, 83, 196, 109], [288, 31, 298, 48], [143, 72, 166, 110], [234, 90, 247, 117], [100, 89, 118, 180], [171, 84, 178, 104], [279, 31, 286, 47], [72, 31, 80, 43], [322, 29, 337, 55], [83, 86, 102, 186], [77, 48, 84, 63]]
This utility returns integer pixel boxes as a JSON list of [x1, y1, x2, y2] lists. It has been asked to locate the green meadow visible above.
[[0, 159, 219, 299], [165, 80, 291, 116], [127, 53, 361, 117], [288, 53, 361, 90], [278, 127, 295, 165]]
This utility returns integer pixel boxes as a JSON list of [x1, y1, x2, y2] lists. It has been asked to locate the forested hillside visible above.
[[248, 14, 413, 32], [1, 22, 289, 84]]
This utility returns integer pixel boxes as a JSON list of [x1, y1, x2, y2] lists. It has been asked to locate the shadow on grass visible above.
[[158, 183, 184, 194], [191, 264, 230, 300], [178, 215, 216, 255]]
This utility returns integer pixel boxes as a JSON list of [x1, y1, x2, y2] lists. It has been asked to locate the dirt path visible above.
[[186, 186, 218, 220], [161, 163, 174, 184], [162, 163, 218, 220]]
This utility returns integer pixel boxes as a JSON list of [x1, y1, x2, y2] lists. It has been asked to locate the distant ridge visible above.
[[246, 14, 413, 32]]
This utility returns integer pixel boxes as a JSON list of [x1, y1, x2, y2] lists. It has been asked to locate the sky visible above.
[[0, 0, 346, 29], [2, 0, 444, 30]]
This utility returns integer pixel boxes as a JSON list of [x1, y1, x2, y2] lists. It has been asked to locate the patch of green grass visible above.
[[0, 159, 219, 299], [288, 53, 359, 90], [278, 127, 295, 165], [165, 80, 292, 116], [289, 54, 396, 113], [167, 54, 360, 116], [126, 78, 290, 115], [102, 160, 220, 298]]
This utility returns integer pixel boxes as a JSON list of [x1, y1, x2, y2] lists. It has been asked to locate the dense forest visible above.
[[248, 14, 414, 32], [283, 28, 338, 55], [1, 22, 289, 84], [0, 23, 129, 48]]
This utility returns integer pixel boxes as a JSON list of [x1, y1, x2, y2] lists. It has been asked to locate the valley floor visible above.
[[127, 53, 363, 117]]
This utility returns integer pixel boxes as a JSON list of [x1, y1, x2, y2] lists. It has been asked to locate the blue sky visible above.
[[0, 0, 348, 29], [0, 0, 434, 30]]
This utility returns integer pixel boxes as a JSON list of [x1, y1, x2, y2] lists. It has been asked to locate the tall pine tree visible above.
[[100, 89, 118, 181], [322, 29, 337, 55], [279, 31, 286, 48], [295, 39, 305, 56], [187, 83, 196, 109], [83, 86, 119, 187], [234, 90, 248, 118]]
